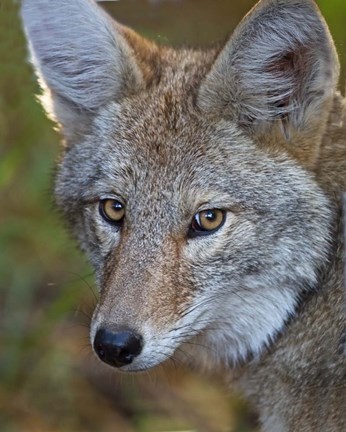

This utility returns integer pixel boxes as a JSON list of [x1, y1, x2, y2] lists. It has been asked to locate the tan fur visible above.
[[231, 94, 346, 431], [21, 0, 346, 430]]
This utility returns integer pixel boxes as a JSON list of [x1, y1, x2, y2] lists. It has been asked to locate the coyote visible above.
[[22, 0, 345, 430]]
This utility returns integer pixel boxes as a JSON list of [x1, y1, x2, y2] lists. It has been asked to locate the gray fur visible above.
[[22, 0, 346, 430], [198, 0, 340, 134]]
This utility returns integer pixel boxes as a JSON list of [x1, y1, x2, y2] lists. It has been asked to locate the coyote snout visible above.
[[22, 0, 346, 430]]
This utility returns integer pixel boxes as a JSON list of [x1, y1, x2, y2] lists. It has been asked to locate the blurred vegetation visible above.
[[0, 0, 345, 431]]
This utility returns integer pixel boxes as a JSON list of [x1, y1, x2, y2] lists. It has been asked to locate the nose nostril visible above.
[[93, 328, 143, 368], [120, 349, 130, 358], [96, 344, 105, 359]]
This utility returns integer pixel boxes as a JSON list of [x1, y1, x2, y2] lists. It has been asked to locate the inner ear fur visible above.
[[197, 0, 340, 156], [119, 25, 162, 88]]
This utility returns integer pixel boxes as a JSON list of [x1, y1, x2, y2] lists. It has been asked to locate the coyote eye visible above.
[[99, 199, 125, 225], [189, 209, 226, 237]]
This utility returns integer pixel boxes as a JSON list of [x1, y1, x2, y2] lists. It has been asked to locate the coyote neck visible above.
[[234, 93, 346, 431], [317, 92, 346, 195]]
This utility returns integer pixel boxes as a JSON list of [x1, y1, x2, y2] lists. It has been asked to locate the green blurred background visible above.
[[1, 1, 345, 431]]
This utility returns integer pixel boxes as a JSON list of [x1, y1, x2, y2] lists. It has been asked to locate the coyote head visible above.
[[22, 0, 339, 371]]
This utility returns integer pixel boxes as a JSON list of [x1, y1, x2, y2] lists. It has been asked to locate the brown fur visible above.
[[232, 94, 346, 431], [21, 0, 346, 430]]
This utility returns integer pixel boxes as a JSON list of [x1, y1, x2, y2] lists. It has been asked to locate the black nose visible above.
[[93, 328, 143, 368]]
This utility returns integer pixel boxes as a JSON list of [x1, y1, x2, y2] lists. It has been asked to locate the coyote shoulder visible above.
[[22, 0, 346, 430]]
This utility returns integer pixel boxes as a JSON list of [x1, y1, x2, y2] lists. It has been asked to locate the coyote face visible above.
[[55, 92, 332, 372], [22, 0, 339, 373]]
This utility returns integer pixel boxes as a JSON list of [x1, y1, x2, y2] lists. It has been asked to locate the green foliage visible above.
[[319, 0, 346, 86]]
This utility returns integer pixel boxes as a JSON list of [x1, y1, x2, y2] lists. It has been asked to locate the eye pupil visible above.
[[204, 210, 217, 222], [112, 201, 122, 212]]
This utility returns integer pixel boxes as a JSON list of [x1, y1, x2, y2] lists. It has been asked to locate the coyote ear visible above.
[[21, 0, 147, 139], [197, 0, 339, 139]]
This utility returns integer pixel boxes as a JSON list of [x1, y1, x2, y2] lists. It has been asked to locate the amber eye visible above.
[[99, 199, 125, 225], [189, 209, 226, 237]]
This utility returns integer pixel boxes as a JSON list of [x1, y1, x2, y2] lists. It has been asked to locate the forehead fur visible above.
[[63, 46, 250, 202], [55, 51, 316, 217]]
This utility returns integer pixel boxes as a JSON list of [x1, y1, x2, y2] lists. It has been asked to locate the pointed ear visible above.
[[21, 0, 156, 139], [197, 0, 339, 140]]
